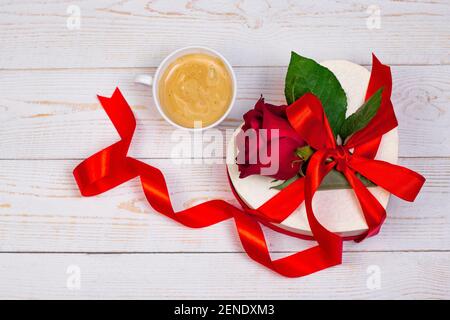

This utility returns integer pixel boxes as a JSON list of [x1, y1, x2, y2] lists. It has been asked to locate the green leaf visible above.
[[319, 169, 375, 190], [295, 145, 314, 161], [339, 88, 383, 141], [270, 174, 301, 190], [284, 52, 347, 136], [270, 169, 375, 191]]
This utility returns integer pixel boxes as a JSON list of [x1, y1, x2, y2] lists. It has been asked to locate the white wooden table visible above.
[[0, 0, 449, 299]]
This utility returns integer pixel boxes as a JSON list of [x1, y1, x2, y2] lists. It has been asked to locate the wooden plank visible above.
[[0, 252, 448, 299], [1, 0, 447, 301], [1, 65, 449, 159], [0, 0, 449, 69], [0, 158, 447, 253]]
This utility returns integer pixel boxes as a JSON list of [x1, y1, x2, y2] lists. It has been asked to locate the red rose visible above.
[[236, 97, 305, 180]]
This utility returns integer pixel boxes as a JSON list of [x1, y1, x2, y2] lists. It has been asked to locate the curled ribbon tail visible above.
[[348, 156, 425, 202], [348, 55, 397, 157], [304, 150, 343, 254], [342, 168, 386, 241], [98, 88, 136, 141], [73, 142, 138, 196], [73, 88, 138, 196]]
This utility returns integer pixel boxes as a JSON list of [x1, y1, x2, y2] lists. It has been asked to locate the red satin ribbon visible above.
[[73, 55, 425, 277]]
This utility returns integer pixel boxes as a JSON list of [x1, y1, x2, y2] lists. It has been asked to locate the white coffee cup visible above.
[[135, 46, 237, 131]]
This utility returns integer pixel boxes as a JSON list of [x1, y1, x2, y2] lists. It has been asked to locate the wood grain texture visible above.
[[0, 252, 448, 299], [0, 158, 448, 253], [0, 0, 449, 69], [1, 65, 449, 159], [1, 0, 449, 299]]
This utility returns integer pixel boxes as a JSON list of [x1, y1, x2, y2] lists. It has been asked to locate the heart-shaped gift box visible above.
[[227, 60, 398, 237]]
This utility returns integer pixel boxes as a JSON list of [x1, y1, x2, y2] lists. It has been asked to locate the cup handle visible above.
[[134, 74, 153, 86]]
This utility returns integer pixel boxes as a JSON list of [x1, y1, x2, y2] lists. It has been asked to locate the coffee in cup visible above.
[[135, 47, 237, 130]]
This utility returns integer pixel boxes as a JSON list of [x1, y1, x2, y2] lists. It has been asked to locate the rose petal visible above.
[[237, 96, 306, 180]]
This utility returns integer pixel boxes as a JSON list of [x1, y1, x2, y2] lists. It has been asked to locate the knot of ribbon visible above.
[[332, 146, 349, 172], [73, 55, 425, 278]]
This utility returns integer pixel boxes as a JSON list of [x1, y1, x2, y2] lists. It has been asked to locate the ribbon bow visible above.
[[73, 55, 425, 278]]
